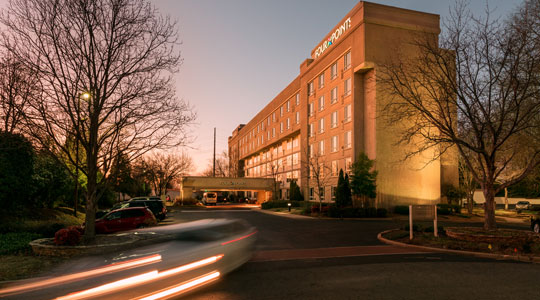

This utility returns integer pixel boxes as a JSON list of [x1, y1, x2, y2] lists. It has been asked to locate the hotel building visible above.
[[228, 1, 458, 207]]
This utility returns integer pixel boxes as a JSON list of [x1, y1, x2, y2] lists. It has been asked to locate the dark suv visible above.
[[110, 199, 167, 221]]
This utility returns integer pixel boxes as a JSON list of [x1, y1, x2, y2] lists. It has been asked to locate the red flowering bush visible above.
[[54, 226, 82, 246]]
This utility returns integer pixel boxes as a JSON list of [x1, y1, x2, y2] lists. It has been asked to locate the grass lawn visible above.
[[0, 207, 85, 282]]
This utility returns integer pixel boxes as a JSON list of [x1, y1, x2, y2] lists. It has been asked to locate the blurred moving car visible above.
[[203, 192, 218, 206], [95, 207, 157, 234], [1, 219, 257, 299], [516, 201, 531, 211]]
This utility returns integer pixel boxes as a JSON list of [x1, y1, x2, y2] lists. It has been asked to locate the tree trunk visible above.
[[467, 193, 474, 214], [84, 153, 98, 240], [483, 186, 497, 230]]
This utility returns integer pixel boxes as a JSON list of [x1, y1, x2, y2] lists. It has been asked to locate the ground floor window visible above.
[[319, 187, 325, 201], [331, 186, 337, 202], [309, 188, 315, 201]]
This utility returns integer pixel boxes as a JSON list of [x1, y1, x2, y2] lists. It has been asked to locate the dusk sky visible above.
[[151, 0, 523, 174], [0, 0, 524, 174]]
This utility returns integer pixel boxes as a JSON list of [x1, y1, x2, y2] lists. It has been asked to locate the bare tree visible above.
[[379, 2, 540, 230], [0, 55, 37, 133], [0, 0, 195, 238], [266, 153, 283, 201], [303, 146, 332, 216], [201, 151, 231, 177], [141, 152, 193, 197]]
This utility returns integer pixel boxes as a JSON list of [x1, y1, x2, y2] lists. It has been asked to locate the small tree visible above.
[[335, 169, 351, 208], [289, 180, 304, 201], [350, 153, 377, 207], [0, 131, 34, 210], [344, 173, 352, 207]]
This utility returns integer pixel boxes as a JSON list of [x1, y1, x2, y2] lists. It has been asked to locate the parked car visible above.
[[111, 199, 167, 221], [129, 196, 162, 201], [95, 207, 157, 234], [516, 201, 531, 211], [202, 192, 217, 206], [531, 216, 540, 233]]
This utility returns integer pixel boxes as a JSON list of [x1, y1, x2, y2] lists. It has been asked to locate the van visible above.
[[203, 192, 218, 206]]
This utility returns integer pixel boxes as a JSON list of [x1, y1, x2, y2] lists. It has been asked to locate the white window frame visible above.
[[344, 78, 351, 96], [318, 117, 325, 134], [331, 62, 338, 79], [331, 135, 338, 152], [318, 95, 325, 111], [331, 111, 338, 128], [344, 51, 351, 70]]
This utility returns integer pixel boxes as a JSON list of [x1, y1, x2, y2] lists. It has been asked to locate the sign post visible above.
[[409, 205, 438, 240]]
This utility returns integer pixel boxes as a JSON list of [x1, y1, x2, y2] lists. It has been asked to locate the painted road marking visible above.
[[250, 245, 433, 262]]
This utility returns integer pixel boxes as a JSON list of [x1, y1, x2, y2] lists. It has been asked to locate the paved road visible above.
[[168, 207, 539, 300]]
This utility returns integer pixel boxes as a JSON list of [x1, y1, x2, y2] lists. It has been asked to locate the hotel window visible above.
[[318, 95, 325, 111], [309, 188, 315, 200], [331, 62, 338, 79], [293, 153, 299, 165], [344, 77, 351, 96], [331, 87, 338, 104], [345, 157, 352, 174], [286, 100, 290, 112], [331, 186, 337, 201], [308, 81, 314, 95], [318, 117, 325, 134], [331, 135, 338, 152], [331, 160, 339, 176], [280, 122, 283, 133], [344, 51, 351, 70], [287, 140, 292, 150], [272, 127, 275, 137], [267, 131, 270, 140], [280, 106, 284, 117], [345, 131, 352, 148], [278, 145, 283, 154], [308, 123, 314, 137], [273, 112, 276, 122], [319, 140, 325, 155], [344, 104, 351, 122], [286, 118, 290, 130], [318, 73, 325, 89], [309, 144, 314, 158], [267, 117, 270, 125], [261, 135, 264, 144], [296, 111, 300, 124], [293, 137, 299, 148], [308, 102, 314, 117], [331, 111, 338, 128]]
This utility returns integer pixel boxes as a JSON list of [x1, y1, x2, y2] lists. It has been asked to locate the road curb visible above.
[[377, 229, 540, 264], [255, 208, 315, 219]]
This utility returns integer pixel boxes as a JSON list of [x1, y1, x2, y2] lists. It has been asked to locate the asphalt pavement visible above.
[[165, 206, 539, 299]]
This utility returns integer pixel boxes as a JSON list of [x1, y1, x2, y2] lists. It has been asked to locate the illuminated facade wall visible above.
[[228, 1, 458, 207]]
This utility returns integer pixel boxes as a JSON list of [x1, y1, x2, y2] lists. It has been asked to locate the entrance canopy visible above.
[[179, 176, 275, 204]]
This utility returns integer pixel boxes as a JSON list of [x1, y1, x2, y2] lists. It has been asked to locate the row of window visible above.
[[308, 51, 351, 95], [308, 130, 352, 156], [308, 78, 351, 117], [308, 104, 352, 137], [244, 137, 300, 167], [245, 154, 301, 177]]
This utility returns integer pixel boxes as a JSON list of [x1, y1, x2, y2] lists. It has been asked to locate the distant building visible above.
[[228, 1, 458, 207]]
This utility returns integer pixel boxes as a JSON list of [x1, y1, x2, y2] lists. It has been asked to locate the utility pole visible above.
[[213, 127, 216, 177]]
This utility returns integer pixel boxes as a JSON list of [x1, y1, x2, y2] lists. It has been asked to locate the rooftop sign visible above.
[[314, 17, 352, 59]]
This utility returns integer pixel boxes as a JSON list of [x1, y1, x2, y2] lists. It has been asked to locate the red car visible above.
[[95, 207, 157, 234]]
